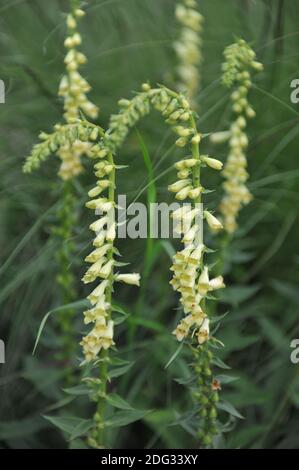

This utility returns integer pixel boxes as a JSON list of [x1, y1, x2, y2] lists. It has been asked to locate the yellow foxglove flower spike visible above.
[[162, 88, 227, 446], [23, 4, 103, 383], [57, 5, 99, 181], [218, 39, 263, 233], [174, 0, 204, 107]]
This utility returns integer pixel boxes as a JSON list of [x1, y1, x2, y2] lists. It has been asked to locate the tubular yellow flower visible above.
[[209, 130, 231, 145], [209, 275, 225, 291], [176, 186, 193, 200], [197, 317, 210, 344], [203, 156, 223, 171], [197, 266, 210, 296], [204, 210, 223, 232], [188, 187, 203, 199], [168, 179, 191, 193], [115, 273, 141, 286]]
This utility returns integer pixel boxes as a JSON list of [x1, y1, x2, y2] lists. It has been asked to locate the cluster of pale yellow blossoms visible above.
[[78, 132, 140, 362], [212, 39, 263, 233], [57, 139, 92, 180], [174, 0, 204, 105], [57, 8, 99, 180], [23, 121, 97, 173], [168, 134, 225, 345], [24, 113, 140, 362]]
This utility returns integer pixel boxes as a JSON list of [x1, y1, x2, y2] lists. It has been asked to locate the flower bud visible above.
[[168, 179, 190, 193], [203, 156, 223, 170], [188, 187, 202, 199], [115, 273, 141, 286], [175, 186, 192, 200], [204, 211, 223, 231], [191, 133, 201, 144]]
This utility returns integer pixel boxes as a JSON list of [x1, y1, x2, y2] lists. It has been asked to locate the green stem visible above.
[[192, 344, 219, 447]]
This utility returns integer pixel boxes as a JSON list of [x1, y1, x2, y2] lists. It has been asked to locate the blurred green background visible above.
[[1, 0, 299, 449]]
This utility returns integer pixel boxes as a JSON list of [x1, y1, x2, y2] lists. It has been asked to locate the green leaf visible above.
[[69, 439, 89, 449], [114, 261, 130, 267], [219, 331, 259, 353], [112, 303, 129, 315], [44, 415, 94, 440], [230, 250, 255, 263], [202, 188, 215, 194], [114, 313, 130, 325], [0, 201, 59, 278], [165, 343, 184, 369], [106, 409, 150, 428], [229, 424, 267, 448], [224, 375, 266, 407], [109, 362, 134, 378], [129, 316, 165, 333], [160, 240, 176, 260], [174, 375, 196, 386], [22, 357, 64, 400], [105, 393, 133, 410], [63, 385, 91, 396], [217, 400, 244, 419], [258, 317, 289, 351], [109, 357, 131, 366], [290, 379, 299, 408], [43, 397, 75, 413], [70, 419, 94, 441], [144, 409, 184, 448], [212, 356, 231, 370], [33, 311, 52, 355], [215, 374, 239, 385], [43, 416, 88, 435], [171, 409, 198, 436], [33, 299, 89, 354], [270, 279, 299, 304], [219, 285, 261, 306], [210, 311, 229, 324]]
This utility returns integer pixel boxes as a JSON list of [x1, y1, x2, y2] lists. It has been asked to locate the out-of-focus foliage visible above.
[[1, 0, 299, 449]]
